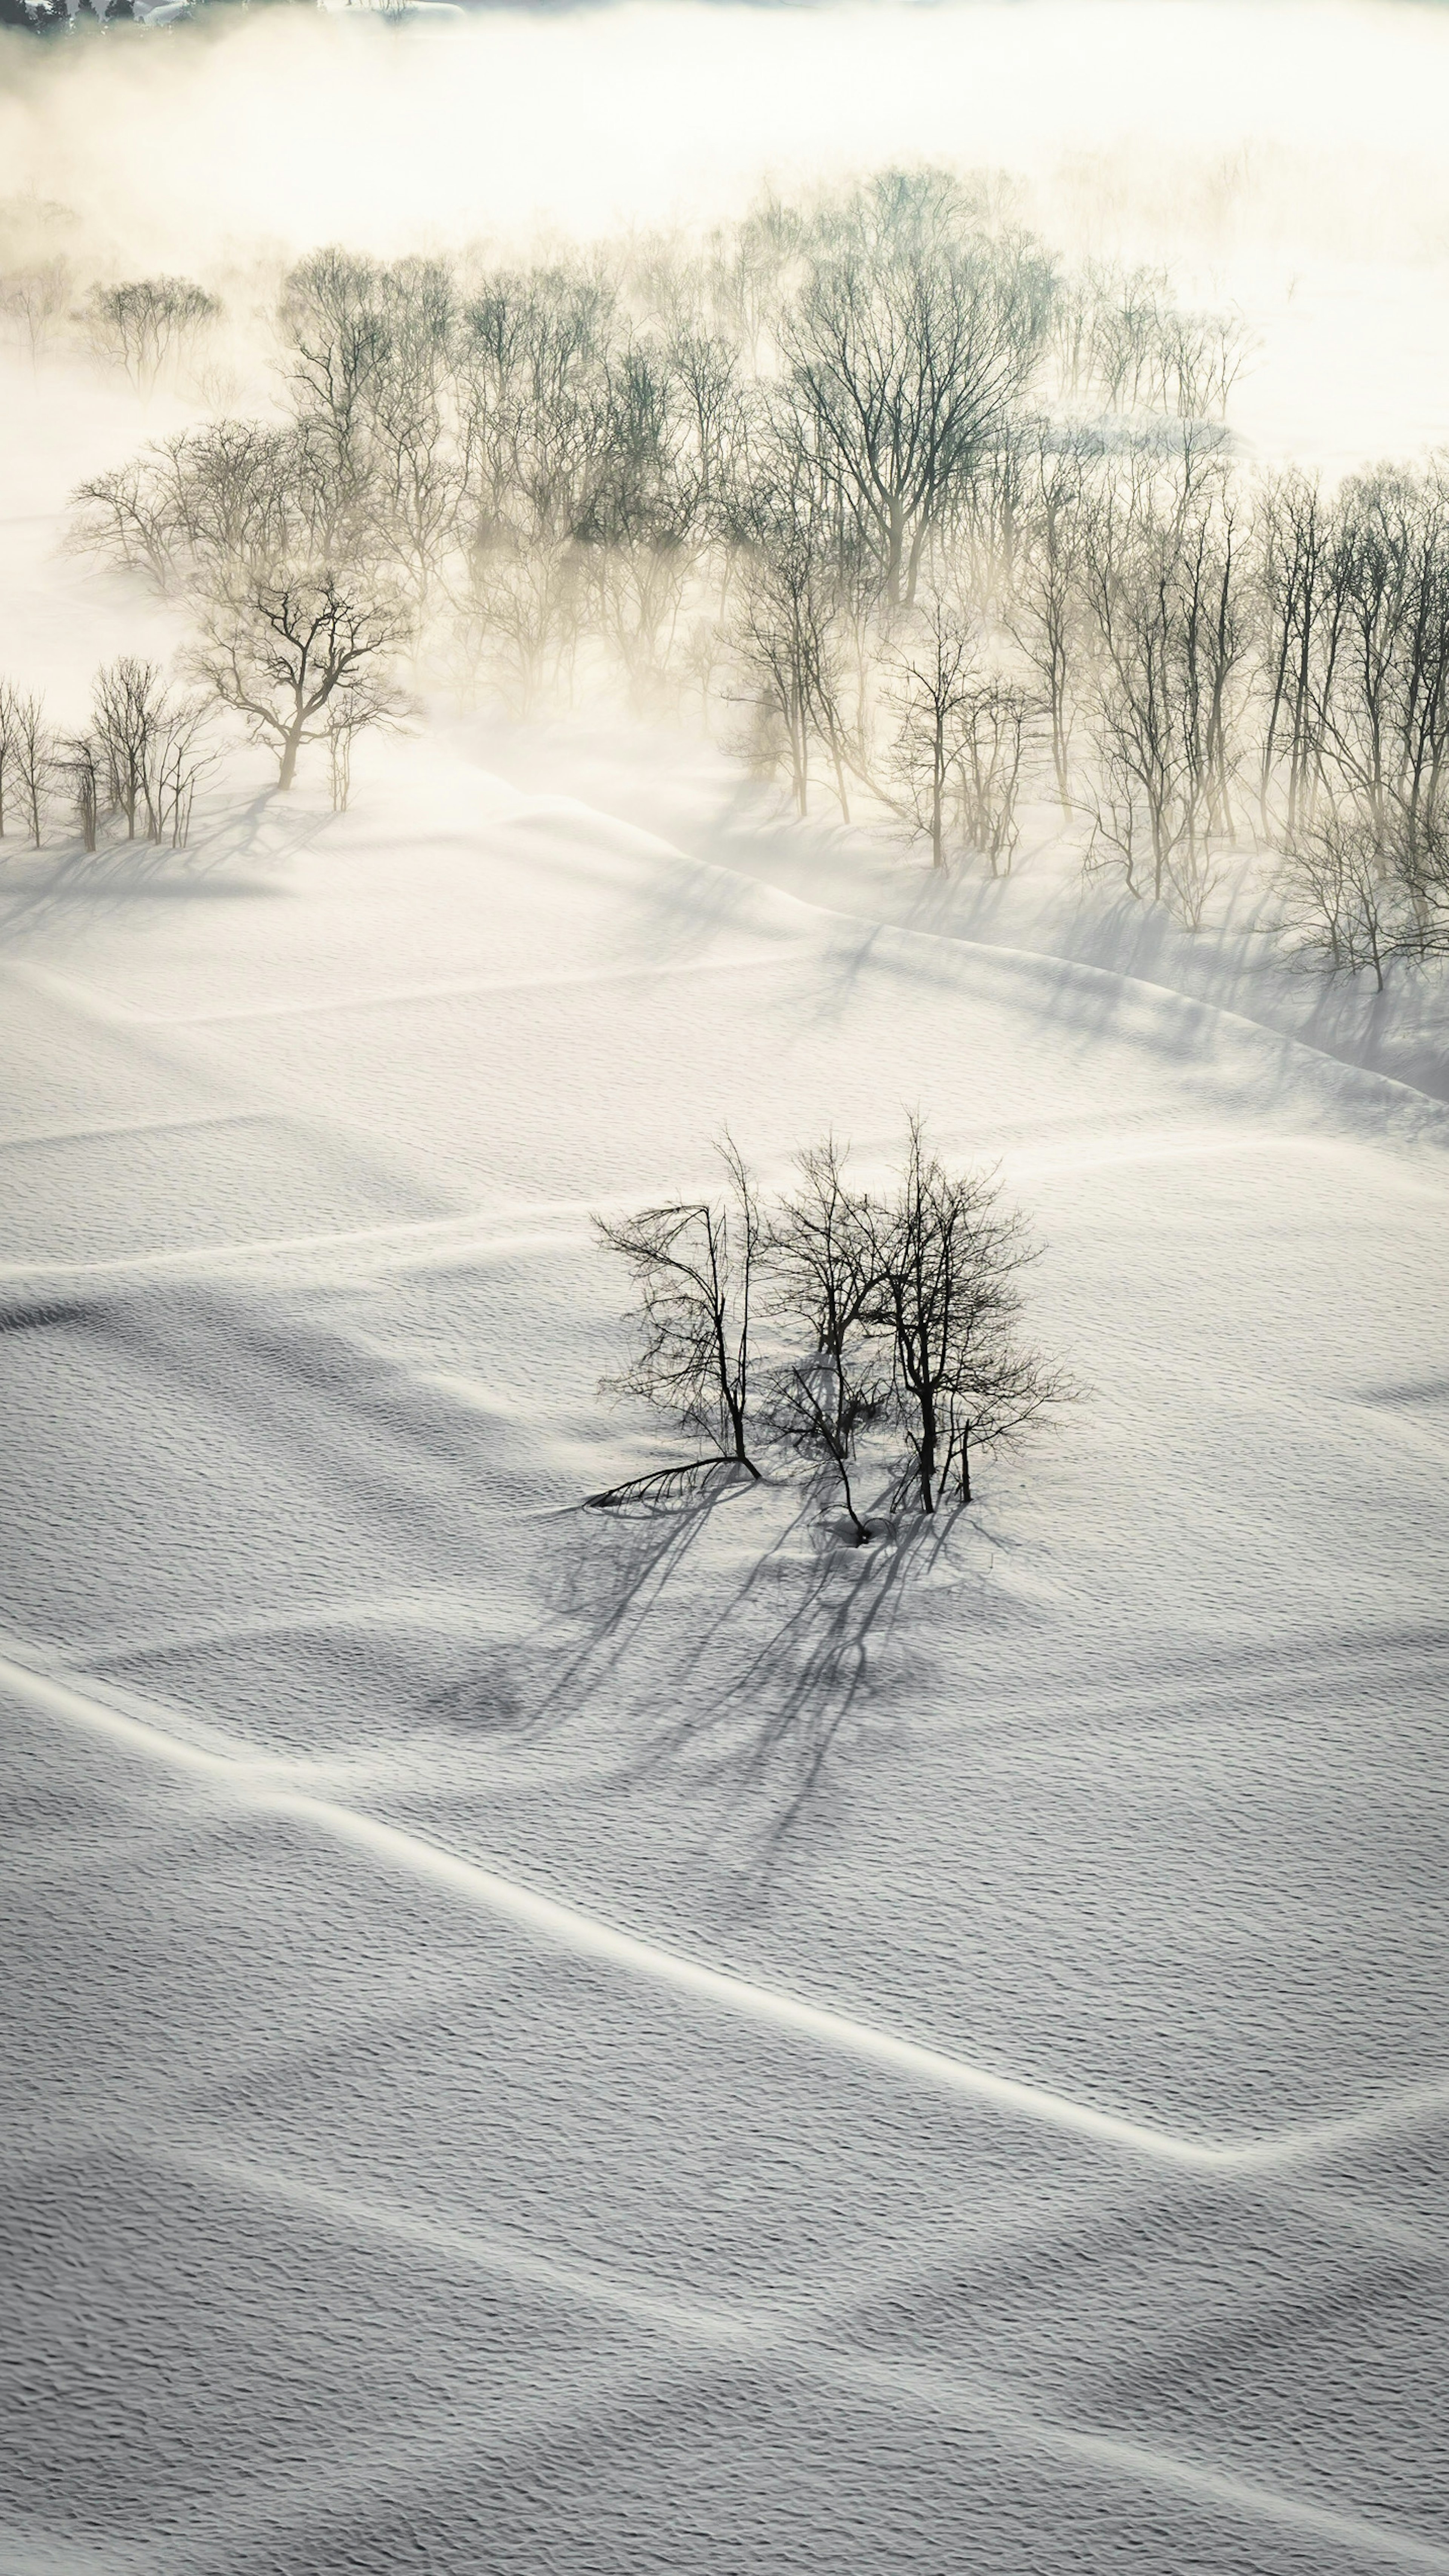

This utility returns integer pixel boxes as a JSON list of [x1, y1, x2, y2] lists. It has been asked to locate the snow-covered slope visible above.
[[4, 721, 1448, 2574]]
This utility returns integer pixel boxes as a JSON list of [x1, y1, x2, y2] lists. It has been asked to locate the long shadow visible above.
[[519, 1466, 962, 1861], [425, 1466, 758, 1735], [0, 792, 333, 947], [669, 1497, 960, 1866]]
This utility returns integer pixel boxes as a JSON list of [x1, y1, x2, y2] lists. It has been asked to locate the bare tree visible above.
[[0, 678, 20, 839], [783, 171, 1052, 610], [1010, 425, 1097, 816], [58, 734, 102, 851], [766, 1138, 883, 1543], [0, 257, 72, 376], [592, 1135, 764, 1502], [190, 574, 408, 789], [1083, 438, 1247, 922], [92, 656, 166, 838], [1277, 809, 1417, 990], [1252, 467, 1347, 845], [883, 589, 978, 869], [732, 449, 854, 821], [150, 695, 215, 849], [9, 691, 52, 849], [957, 673, 1033, 877], [863, 1122, 1070, 1512]]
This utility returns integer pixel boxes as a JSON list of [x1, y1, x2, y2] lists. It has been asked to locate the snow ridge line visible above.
[[8, 1648, 1449, 2178], [73, 2139, 1449, 2576]]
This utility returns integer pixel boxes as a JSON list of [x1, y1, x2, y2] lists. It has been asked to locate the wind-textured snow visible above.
[[3, 704, 1448, 2576]]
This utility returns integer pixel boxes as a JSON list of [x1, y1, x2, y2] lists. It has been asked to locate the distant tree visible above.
[[782, 172, 1052, 610], [1277, 810, 1419, 991], [0, 0, 36, 28], [189, 573, 408, 788], [0, 679, 20, 836], [1009, 425, 1097, 818], [10, 692, 54, 848], [591, 1136, 764, 1503], [883, 589, 978, 870], [956, 673, 1033, 877], [85, 277, 222, 397], [92, 656, 167, 838], [0, 260, 74, 375], [58, 735, 102, 851]]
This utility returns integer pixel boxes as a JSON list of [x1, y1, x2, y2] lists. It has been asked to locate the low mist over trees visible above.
[[32, 163, 1449, 964], [0, 657, 214, 852]]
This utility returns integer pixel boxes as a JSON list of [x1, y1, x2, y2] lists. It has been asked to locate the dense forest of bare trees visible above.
[[29, 166, 1449, 974]]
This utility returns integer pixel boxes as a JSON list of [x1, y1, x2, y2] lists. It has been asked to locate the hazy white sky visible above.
[[3, 0, 1449, 262]]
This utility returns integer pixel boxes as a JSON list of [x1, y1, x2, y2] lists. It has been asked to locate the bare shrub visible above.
[[591, 1136, 765, 1503]]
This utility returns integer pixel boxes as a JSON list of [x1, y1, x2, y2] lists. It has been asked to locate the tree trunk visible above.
[[278, 730, 302, 791]]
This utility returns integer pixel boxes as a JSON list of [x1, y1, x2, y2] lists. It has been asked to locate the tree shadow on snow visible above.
[[499, 1470, 961, 1867], [645, 1497, 959, 1867]]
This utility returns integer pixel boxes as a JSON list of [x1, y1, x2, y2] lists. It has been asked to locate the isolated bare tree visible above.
[[191, 574, 408, 789], [592, 1135, 764, 1502]]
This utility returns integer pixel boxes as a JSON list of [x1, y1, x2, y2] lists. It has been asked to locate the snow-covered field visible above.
[[5, 8, 1449, 2572]]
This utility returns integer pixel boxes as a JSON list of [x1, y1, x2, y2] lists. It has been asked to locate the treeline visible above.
[[0, 2, 143, 34], [58, 168, 1449, 979]]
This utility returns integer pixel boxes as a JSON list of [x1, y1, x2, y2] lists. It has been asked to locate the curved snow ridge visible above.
[[505, 793, 1449, 1129], [8, 1648, 1448, 2182], [109, 2143, 1449, 2576]]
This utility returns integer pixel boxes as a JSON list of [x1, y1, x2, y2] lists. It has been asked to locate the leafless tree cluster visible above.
[[65, 177, 1238, 816], [0, 250, 220, 388], [593, 1126, 1072, 1542], [1048, 261, 1252, 420], [83, 275, 222, 397], [0, 657, 214, 854], [59, 171, 1449, 973]]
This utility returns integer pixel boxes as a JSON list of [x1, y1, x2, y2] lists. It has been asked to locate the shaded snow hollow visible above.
[[3, 718, 1449, 2576]]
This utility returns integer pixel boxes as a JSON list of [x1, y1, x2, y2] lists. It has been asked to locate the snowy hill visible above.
[[5, 717, 1449, 2573]]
